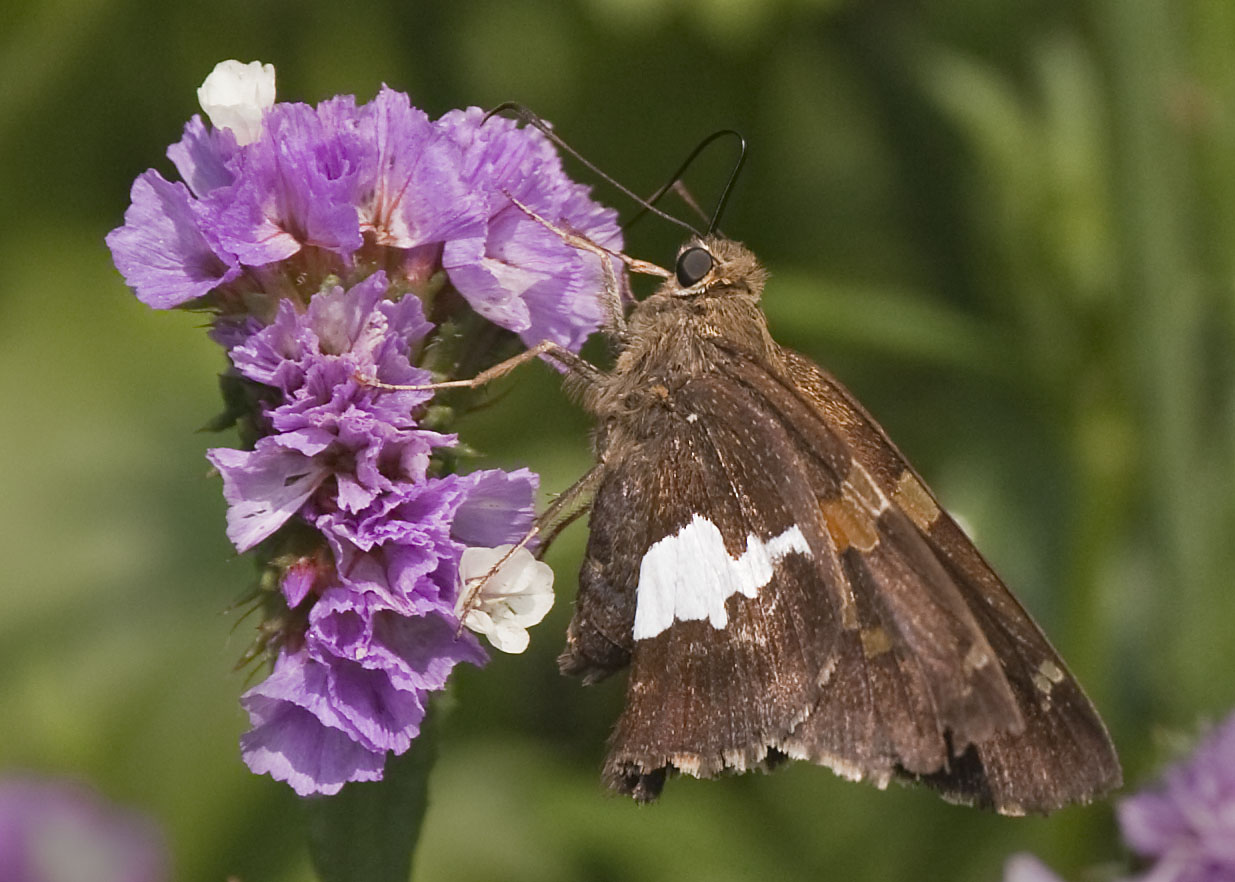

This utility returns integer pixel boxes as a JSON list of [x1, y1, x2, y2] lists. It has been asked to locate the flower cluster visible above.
[[107, 61, 616, 795], [108, 62, 621, 350], [0, 777, 168, 882], [1005, 709, 1235, 882]]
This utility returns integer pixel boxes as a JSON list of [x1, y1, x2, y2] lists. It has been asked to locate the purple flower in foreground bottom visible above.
[[0, 778, 168, 882], [1118, 712, 1235, 882]]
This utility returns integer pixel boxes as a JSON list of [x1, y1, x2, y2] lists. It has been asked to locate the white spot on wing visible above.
[[633, 514, 813, 640]]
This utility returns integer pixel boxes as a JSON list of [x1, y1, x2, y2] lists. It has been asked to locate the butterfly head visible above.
[[669, 236, 767, 300]]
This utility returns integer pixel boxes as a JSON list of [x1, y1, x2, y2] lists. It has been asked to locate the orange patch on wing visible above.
[[891, 470, 940, 532], [859, 626, 892, 658], [820, 467, 884, 553], [820, 496, 879, 553]]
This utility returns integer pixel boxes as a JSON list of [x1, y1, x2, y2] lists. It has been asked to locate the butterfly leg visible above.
[[533, 500, 590, 561], [358, 338, 603, 393]]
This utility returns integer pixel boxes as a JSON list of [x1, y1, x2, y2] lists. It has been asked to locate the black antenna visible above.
[[625, 129, 747, 236], [705, 130, 746, 234], [483, 102, 700, 237]]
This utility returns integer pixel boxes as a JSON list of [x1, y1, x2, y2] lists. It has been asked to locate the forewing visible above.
[[732, 345, 1124, 812]]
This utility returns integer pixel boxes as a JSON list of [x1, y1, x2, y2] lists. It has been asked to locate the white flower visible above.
[[197, 60, 276, 146], [457, 545, 554, 654]]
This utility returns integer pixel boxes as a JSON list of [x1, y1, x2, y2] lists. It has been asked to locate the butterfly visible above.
[[549, 232, 1120, 812]]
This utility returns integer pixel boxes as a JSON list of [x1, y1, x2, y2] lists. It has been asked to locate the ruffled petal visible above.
[[105, 171, 240, 308]]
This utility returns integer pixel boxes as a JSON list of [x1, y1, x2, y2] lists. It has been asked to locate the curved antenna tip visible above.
[[705, 130, 747, 236], [482, 102, 699, 237]]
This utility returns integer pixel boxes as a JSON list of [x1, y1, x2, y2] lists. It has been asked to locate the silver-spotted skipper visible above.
[[400, 119, 1122, 814], [553, 232, 1121, 813]]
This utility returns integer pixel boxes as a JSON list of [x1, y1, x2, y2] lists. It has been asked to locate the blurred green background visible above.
[[3, 0, 1234, 879]]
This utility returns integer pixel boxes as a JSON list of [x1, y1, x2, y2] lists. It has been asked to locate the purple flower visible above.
[[1003, 854, 1066, 882], [105, 170, 241, 309], [207, 262, 542, 794], [1117, 712, 1235, 882], [439, 107, 623, 350], [0, 778, 168, 882], [207, 272, 443, 552], [107, 71, 622, 352], [354, 88, 486, 251], [239, 468, 537, 795], [203, 97, 369, 266], [204, 273, 539, 793], [109, 61, 605, 796]]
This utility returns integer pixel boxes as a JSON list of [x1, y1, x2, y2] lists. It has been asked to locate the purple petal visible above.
[[327, 547, 432, 614], [312, 474, 504, 619], [241, 650, 386, 795], [208, 443, 330, 552], [357, 88, 486, 249], [244, 648, 350, 731], [437, 107, 560, 208], [445, 207, 611, 350], [205, 100, 366, 266], [323, 659, 428, 755], [452, 467, 538, 548], [308, 587, 386, 654], [436, 107, 623, 350], [307, 273, 387, 355], [241, 701, 385, 796], [166, 114, 238, 197], [319, 476, 465, 554], [377, 292, 434, 354], [1002, 854, 1065, 882], [440, 234, 534, 332], [240, 702, 385, 797], [308, 591, 486, 684], [266, 348, 434, 439], [370, 609, 487, 691], [106, 170, 241, 308], [338, 542, 452, 616], [247, 631, 439, 758], [273, 426, 336, 457], [228, 299, 316, 389]]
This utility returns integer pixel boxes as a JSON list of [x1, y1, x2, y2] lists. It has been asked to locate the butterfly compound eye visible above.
[[675, 247, 714, 288]]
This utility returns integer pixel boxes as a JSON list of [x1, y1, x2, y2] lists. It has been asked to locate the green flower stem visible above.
[[305, 696, 449, 882]]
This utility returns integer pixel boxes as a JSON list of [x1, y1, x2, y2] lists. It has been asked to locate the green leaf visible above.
[[304, 702, 445, 882]]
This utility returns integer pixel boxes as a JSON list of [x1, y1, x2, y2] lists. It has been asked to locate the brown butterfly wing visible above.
[[752, 346, 1122, 812], [563, 348, 1104, 810]]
